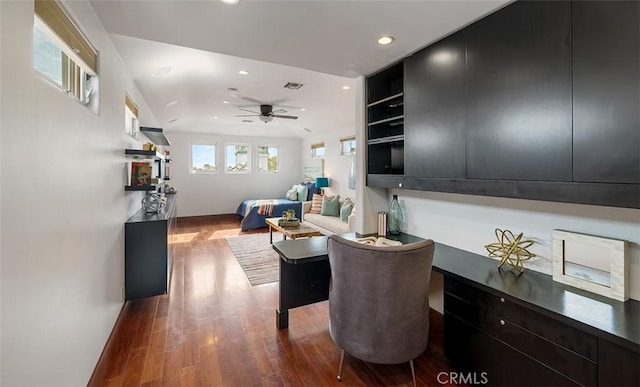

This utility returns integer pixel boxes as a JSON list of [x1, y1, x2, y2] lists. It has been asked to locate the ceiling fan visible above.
[[235, 104, 298, 123]]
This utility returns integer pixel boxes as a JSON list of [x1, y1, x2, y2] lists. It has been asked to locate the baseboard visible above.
[[86, 302, 127, 385]]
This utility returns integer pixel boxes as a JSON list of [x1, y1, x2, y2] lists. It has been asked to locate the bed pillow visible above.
[[340, 198, 354, 223], [301, 181, 318, 201], [296, 184, 308, 203], [321, 194, 341, 217], [310, 194, 323, 214], [286, 187, 298, 201]]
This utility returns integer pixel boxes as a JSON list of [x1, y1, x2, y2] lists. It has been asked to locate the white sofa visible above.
[[301, 200, 356, 235]]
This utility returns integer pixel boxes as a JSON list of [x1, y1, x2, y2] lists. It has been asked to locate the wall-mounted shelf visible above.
[[125, 149, 164, 159], [140, 127, 171, 146], [125, 185, 157, 192]]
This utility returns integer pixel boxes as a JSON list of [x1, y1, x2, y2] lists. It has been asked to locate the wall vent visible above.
[[284, 82, 304, 90]]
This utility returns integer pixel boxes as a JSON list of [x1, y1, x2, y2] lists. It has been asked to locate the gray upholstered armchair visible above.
[[327, 234, 435, 386]]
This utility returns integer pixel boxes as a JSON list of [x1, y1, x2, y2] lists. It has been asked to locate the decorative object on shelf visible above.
[[387, 195, 403, 235], [282, 209, 297, 221], [552, 230, 628, 302], [378, 211, 387, 237], [315, 177, 329, 195], [164, 184, 177, 194], [485, 228, 535, 272], [142, 142, 157, 152], [131, 162, 152, 186], [141, 192, 167, 213]]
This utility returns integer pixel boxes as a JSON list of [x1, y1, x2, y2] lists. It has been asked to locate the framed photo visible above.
[[552, 230, 628, 301], [131, 162, 152, 186]]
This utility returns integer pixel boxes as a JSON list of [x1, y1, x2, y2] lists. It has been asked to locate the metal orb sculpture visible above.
[[141, 193, 167, 213], [485, 228, 536, 272]]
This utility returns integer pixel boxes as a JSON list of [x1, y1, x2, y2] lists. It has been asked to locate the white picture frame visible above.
[[552, 230, 628, 302]]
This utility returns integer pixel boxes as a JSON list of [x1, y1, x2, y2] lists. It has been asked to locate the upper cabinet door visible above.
[[572, 1, 640, 184], [405, 31, 467, 178], [466, 1, 572, 181]]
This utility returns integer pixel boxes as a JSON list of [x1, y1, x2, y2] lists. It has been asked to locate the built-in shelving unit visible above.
[[366, 62, 404, 176]]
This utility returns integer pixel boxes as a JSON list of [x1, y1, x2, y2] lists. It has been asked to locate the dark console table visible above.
[[124, 194, 177, 300]]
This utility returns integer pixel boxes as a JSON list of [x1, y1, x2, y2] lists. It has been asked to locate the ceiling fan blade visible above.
[[271, 108, 287, 114], [240, 96, 265, 105], [239, 108, 260, 114], [271, 115, 298, 120], [235, 114, 259, 117]]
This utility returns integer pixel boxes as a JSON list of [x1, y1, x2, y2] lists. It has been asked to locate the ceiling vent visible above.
[[284, 82, 304, 90]]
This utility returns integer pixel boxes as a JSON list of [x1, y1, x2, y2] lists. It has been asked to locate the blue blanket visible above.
[[236, 199, 302, 231]]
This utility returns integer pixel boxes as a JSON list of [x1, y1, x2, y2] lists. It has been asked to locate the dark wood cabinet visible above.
[[466, 0, 572, 181], [366, 62, 404, 177], [572, 1, 640, 184], [125, 194, 176, 300], [365, 0, 640, 208], [405, 31, 466, 179], [433, 243, 640, 387]]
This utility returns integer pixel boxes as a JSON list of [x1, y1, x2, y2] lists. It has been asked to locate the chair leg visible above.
[[410, 359, 416, 387], [337, 349, 346, 382]]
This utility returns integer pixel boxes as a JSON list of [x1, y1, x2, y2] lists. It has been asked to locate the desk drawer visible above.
[[445, 277, 596, 361]]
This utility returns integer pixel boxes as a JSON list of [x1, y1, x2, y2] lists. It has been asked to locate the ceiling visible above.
[[90, 0, 509, 138]]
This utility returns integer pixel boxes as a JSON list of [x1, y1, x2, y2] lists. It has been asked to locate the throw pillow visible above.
[[321, 194, 341, 217], [286, 188, 298, 201], [296, 184, 308, 203], [302, 181, 318, 200], [310, 194, 323, 214], [340, 198, 354, 223]]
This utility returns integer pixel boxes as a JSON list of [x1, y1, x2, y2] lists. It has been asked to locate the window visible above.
[[191, 144, 216, 173], [340, 136, 356, 155], [125, 95, 139, 140], [33, 0, 97, 106], [311, 142, 325, 158], [226, 144, 250, 173], [258, 146, 279, 173]]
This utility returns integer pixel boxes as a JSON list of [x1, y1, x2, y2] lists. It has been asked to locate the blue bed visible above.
[[236, 199, 302, 231]]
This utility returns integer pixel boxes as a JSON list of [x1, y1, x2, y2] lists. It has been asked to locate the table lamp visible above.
[[315, 177, 329, 195]]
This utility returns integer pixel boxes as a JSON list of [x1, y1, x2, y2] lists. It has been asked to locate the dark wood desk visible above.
[[272, 233, 424, 329], [272, 236, 330, 329]]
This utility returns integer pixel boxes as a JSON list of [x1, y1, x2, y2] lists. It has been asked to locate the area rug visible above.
[[225, 233, 283, 286]]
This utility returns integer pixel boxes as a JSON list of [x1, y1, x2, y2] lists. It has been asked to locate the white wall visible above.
[[302, 131, 356, 202], [390, 190, 640, 305], [168, 132, 303, 217], [1, 1, 157, 385]]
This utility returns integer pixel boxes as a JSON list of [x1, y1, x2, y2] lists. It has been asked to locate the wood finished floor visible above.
[[90, 214, 455, 386]]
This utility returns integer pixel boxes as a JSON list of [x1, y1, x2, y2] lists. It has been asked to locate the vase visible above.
[[387, 194, 403, 235]]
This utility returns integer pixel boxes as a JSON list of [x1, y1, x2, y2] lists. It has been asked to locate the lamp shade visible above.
[[315, 177, 329, 188]]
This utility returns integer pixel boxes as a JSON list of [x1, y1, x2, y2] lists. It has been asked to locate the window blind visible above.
[[34, 0, 97, 73]]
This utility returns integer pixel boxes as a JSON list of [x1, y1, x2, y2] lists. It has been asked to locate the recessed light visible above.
[[222, 100, 229, 104], [377, 35, 395, 45], [342, 86, 350, 90], [300, 108, 306, 111], [168, 118, 178, 123], [213, 116, 219, 120], [166, 100, 178, 107], [220, 0, 239, 4], [238, 70, 249, 75], [152, 66, 172, 77]]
